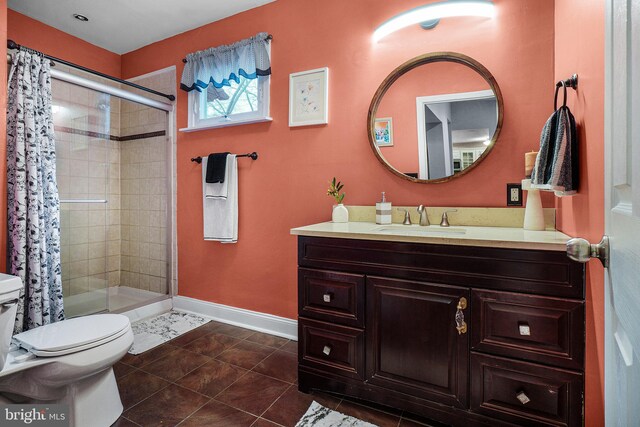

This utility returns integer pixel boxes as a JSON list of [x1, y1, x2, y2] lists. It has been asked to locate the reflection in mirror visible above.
[[420, 91, 497, 179], [370, 53, 502, 183]]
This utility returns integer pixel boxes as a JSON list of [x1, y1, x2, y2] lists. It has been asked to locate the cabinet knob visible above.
[[323, 293, 333, 303], [322, 345, 332, 356], [516, 391, 531, 405], [518, 323, 531, 336], [455, 297, 468, 335]]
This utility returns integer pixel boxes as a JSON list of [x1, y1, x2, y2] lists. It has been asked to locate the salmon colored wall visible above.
[[0, 0, 6, 272], [376, 62, 490, 175], [554, 0, 605, 425], [7, 10, 121, 77], [121, 0, 555, 319]]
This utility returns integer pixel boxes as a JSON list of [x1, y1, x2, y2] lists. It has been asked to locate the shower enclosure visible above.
[[51, 67, 174, 317]]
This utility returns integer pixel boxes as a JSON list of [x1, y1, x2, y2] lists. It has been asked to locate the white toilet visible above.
[[0, 273, 134, 427]]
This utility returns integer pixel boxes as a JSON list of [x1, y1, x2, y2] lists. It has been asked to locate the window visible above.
[[188, 75, 270, 130], [180, 32, 272, 132]]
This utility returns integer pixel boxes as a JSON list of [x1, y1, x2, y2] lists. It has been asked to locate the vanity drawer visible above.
[[470, 353, 583, 427], [299, 318, 364, 380], [471, 290, 584, 369], [299, 237, 585, 299], [299, 268, 365, 327]]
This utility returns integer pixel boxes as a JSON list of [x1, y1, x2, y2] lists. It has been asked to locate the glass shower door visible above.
[[54, 79, 113, 317]]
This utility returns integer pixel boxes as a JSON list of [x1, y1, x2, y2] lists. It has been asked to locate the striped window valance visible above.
[[180, 32, 271, 93]]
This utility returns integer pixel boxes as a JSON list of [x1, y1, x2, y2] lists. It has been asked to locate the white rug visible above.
[[128, 310, 210, 354], [296, 401, 378, 427]]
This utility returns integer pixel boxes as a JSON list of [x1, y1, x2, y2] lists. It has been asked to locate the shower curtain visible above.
[[7, 49, 65, 334]]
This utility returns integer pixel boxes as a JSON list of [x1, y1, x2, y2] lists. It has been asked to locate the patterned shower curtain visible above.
[[7, 48, 65, 334]]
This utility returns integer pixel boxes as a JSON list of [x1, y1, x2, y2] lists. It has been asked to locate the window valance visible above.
[[180, 32, 271, 93]]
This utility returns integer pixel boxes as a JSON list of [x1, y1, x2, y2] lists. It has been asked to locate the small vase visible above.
[[332, 204, 349, 223], [522, 179, 545, 231]]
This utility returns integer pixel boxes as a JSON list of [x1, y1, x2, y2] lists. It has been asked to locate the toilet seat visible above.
[[12, 314, 130, 357]]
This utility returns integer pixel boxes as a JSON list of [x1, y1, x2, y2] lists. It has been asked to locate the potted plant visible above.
[[327, 177, 348, 223]]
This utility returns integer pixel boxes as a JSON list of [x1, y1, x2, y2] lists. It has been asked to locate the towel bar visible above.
[[191, 152, 258, 164]]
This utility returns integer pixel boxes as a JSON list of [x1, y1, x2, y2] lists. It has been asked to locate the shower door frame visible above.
[[52, 67, 176, 313]]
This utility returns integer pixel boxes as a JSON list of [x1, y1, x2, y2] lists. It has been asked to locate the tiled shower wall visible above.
[[120, 108, 169, 294], [55, 67, 174, 298], [118, 70, 173, 295]]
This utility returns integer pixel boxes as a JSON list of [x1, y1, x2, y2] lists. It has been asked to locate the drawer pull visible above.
[[322, 345, 332, 356], [455, 297, 468, 335], [518, 323, 531, 336], [323, 293, 333, 303], [516, 391, 531, 405]]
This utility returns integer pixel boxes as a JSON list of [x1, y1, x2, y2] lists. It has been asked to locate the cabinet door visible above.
[[366, 276, 470, 408]]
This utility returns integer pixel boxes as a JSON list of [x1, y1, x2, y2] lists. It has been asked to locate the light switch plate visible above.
[[507, 183, 523, 206]]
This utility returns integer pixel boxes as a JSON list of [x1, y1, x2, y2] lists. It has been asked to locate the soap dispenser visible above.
[[376, 192, 392, 225]]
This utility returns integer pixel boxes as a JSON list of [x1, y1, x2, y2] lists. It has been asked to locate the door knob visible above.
[[566, 236, 609, 268]]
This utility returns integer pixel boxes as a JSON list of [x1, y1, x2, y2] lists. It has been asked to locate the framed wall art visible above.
[[289, 67, 329, 127]]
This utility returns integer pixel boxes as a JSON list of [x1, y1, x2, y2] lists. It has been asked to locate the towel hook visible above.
[[554, 81, 568, 111], [554, 74, 578, 111]]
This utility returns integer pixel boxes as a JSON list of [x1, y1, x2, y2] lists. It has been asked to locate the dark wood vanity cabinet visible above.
[[366, 277, 469, 409], [297, 236, 586, 427]]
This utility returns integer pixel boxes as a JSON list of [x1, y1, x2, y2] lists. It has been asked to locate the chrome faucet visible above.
[[417, 205, 429, 226], [440, 209, 458, 227], [399, 209, 412, 225]]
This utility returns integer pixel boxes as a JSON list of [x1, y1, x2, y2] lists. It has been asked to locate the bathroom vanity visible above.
[[292, 222, 585, 427]]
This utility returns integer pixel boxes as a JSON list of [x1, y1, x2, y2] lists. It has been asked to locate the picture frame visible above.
[[374, 117, 393, 146], [289, 67, 329, 127]]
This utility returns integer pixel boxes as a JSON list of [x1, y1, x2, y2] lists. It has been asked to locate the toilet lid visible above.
[[12, 314, 130, 356]]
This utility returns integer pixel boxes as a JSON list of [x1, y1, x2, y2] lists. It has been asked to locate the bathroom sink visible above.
[[374, 225, 466, 236]]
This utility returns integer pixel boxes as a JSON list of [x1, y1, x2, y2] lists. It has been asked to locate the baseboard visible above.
[[172, 296, 298, 340]]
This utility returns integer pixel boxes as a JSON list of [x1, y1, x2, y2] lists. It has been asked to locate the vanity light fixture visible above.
[[373, 0, 495, 42]]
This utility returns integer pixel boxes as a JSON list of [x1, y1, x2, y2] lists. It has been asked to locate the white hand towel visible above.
[[202, 155, 238, 243], [204, 156, 229, 199]]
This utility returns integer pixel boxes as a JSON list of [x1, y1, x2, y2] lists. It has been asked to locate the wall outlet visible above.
[[507, 183, 523, 206]]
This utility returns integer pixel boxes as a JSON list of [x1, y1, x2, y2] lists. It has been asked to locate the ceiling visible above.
[[8, 0, 276, 54]]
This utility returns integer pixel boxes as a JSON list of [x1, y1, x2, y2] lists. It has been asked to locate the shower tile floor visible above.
[[113, 320, 437, 427]]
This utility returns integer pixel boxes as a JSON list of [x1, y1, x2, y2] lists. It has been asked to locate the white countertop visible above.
[[290, 222, 573, 251]]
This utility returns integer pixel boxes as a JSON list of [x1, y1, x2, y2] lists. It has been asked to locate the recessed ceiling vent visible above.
[[72, 14, 89, 22]]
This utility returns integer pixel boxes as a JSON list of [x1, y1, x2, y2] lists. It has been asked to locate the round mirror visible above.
[[368, 52, 503, 183]]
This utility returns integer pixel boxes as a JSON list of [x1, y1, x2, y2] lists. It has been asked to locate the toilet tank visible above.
[[0, 274, 23, 370]]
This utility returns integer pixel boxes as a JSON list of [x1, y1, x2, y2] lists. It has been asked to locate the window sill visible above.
[[179, 117, 273, 132]]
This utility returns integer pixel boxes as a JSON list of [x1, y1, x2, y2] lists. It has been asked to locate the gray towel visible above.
[[531, 105, 578, 196]]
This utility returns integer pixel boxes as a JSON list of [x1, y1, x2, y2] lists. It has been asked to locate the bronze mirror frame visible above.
[[367, 52, 504, 184]]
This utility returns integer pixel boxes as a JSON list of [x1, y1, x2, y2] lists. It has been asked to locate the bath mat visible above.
[[128, 310, 210, 354], [296, 401, 378, 427]]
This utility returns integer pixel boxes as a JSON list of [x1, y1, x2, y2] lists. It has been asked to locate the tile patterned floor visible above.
[[113, 320, 437, 427]]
